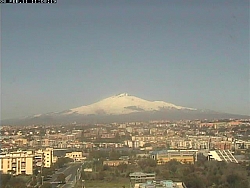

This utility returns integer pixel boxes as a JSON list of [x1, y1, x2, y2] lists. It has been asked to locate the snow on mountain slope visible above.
[[65, 93, 196, 115]]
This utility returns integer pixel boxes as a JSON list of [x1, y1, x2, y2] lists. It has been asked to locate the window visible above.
[[7, 160, 10, 168], [21, 162, 26, 168]]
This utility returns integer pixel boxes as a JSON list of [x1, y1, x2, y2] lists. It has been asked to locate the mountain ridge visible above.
[[64, 93, 196, 116], [1, 93, 249, 125]]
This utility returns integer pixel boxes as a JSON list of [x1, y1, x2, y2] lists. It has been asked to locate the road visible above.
[[46, 162, 83, 188], [60, 162, 82, 188]]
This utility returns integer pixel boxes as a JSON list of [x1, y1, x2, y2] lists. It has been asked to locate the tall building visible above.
[[35, 148, 54, 168], [0, 151, 34, 175]]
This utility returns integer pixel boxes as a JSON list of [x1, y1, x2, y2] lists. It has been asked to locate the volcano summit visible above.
[[2, 93, 249, 125], [64, 93, 196, 116]]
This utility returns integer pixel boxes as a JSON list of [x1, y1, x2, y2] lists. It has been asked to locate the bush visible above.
[[41, 182, 52, 188], [56, 173, 66, 183]]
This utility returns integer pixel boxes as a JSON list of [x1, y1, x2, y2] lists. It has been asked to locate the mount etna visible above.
[[2, 93, 249, 125]]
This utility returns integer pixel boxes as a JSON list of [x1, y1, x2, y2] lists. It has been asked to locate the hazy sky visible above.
[[1, 0, 249, 119]]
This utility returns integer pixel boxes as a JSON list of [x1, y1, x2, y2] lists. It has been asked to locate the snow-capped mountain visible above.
[[2, 93, 249, 125], [65, 93, 196, 115]]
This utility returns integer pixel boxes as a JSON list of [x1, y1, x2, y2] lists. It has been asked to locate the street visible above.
[[46, 162, 83, 188]]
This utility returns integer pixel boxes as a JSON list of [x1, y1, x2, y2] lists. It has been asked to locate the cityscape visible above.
[[1, 0, 249, 188], [1, 117, 250, 187]]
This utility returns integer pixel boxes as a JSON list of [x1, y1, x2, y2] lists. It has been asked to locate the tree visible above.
[[0, 174, 11, 187], [166, 159, 181, 175], [54, 157, 73, 168], [89, 150, 108, 160], [97, 171, 105, 180], [226, 174, 242, 188], [102, 164, 110, 171], [137, 158, 157, 170], [41, 182, 52, 188], [109, 149, 121, 160], [5, 176, 26, 188], [117, 163, 128, 173], [42, 167, 53, 179], [30, 175, 37, 186], [183, 174, 205, 188], [57, 173, 66, 183]]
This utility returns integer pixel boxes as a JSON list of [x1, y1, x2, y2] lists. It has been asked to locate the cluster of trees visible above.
[[81, 163, 130, 182], [1, 150, 250, 188], [88, 149, 136, 161], [81, 151, 250, 188], [0, 174, 27, 188]]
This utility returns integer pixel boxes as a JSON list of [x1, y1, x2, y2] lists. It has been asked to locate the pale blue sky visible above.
[[1, 0, 249, 119]]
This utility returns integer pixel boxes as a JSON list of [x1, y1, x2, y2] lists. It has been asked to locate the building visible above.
[[103, 160, 128, 167], [35, 148, 54, 168], [211, 141, 232, 150], [129, 172, 187, 188], [65, 151, 85, 162], [234, 140, 250, 150], [208, 150, 238, 163], [14, 138, 28, 147], [150, 150, 198, 164], [129, 172, 156, 188], [0, 151, 34, 175]]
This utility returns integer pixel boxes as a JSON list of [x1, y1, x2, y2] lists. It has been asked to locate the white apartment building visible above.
[[0, 151, 34, 175], [0, 148, 56, 175], [35, 148, 54, 168], [124, 140, 145, 148]]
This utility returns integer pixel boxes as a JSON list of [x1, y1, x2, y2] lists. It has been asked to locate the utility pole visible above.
[[82, 180, 85, 188], [41, 176, 44, 186]]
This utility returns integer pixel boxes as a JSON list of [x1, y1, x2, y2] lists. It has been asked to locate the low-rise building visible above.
[[65, 151, 85, 162], [150, 150, 198, 164], [208, 150, 238, 163], [103, 160, 128, 167]]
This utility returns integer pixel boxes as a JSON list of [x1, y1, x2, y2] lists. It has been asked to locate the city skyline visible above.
[[1, 0, 249, 120]]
